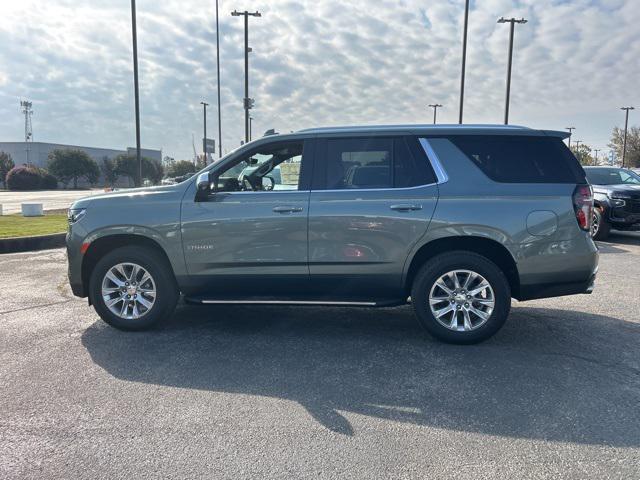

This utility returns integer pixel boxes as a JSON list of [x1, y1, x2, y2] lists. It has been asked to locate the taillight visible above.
[[573, 184, 593, 232]]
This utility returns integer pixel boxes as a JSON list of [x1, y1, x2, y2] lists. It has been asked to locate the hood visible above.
[[70, 183, 189, 209], [592, 183, 640, 198]]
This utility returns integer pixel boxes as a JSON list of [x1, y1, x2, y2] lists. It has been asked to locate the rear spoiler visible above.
[[542, 130, 570, 140]]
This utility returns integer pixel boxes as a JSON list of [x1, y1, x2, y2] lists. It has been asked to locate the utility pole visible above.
[[458, 0, 470, 124], [231, 10, 261, 144], [621, 106, 635, 168], [428, 104, 443, 124], [215, 0, 222, 158], [201, 101, 209, 165], [130, 0, 142, 186], [594, 149, 600, 165], [497, 17, 527, 125], [565, 126, 575, 148], [573, 140, 582, 163]]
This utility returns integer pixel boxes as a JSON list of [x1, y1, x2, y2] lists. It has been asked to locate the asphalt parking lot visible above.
[[1, 233, 639, 479]]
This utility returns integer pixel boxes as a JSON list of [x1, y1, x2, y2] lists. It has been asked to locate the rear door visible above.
[[307, 135, 439, 300]]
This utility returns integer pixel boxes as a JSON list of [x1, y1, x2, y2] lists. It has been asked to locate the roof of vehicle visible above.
[[295, 124, 569, 138]]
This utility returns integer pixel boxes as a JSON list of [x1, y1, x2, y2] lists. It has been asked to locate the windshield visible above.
[[585, 168, 640, 185]]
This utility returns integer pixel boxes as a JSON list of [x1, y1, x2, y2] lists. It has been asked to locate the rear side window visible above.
[[448, 135, 586, 183], [322, 137, 435, 190]]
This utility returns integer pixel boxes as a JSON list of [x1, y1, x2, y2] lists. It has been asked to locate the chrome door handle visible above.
[[390, 204, 422, 212], [272, 206, 304, 213]]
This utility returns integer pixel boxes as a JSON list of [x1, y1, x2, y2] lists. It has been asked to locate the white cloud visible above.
[[0, 0, 637, 158]]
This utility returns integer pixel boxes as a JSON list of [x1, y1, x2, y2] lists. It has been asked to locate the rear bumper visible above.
[[518, 272, 596, 301]]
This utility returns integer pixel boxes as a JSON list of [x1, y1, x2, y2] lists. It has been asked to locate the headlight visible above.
[[68, 208, 86, 224]]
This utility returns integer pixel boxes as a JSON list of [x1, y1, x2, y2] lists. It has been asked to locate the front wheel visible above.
[[89, 246, 179, 330], [591, 208, 611, 240], [411, 251, 511, 344]]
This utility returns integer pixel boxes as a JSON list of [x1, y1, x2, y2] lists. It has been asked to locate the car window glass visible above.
[[326, 138, 392, 189], [449, 135, 585, 183], [216, 143, 303, 192]]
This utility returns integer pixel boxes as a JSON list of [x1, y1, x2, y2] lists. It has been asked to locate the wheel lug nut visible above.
[[467, 295, 471, 299], [464, 303, 469, 307]]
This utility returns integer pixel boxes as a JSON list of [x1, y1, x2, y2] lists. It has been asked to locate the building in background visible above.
[[0, 141, 162, 187]]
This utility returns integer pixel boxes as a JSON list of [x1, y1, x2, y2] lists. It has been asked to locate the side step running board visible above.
[[184, 298, 378, 306]]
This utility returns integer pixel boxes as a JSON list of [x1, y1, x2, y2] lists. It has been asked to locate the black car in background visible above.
[[584, 166, 640, 239]]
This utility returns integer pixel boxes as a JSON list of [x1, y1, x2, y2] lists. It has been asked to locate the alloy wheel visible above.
[[101, 262, 156, 320], [428, 269, 495, 332]]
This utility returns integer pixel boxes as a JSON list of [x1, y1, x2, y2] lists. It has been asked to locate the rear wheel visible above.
[[411, 251, 511, 344], [591, 208, 611, 240], [89, 246, 179, 330]]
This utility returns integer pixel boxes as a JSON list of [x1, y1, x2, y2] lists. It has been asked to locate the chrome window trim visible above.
[[309, 184, 436, 194], [419, 138, 449, 184], [213, 189, 310, 195]]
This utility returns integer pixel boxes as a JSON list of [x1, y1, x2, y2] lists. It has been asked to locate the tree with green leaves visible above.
[[165, 160, 196, 178], [114, 154, 164, 187], [100, 156, 119, 187], [608, 126, 640, 168], [47, 149, 100, 188], [0, 151, 15, 189], [571, 144, 595, 166]]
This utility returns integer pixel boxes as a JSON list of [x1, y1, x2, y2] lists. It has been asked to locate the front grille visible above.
[[629, 200, 640, 214]]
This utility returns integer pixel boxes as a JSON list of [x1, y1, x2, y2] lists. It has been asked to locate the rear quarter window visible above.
[[448, 135, 586, 184]]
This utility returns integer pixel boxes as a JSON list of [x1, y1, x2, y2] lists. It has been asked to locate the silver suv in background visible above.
[[67, 125, 598, 344]]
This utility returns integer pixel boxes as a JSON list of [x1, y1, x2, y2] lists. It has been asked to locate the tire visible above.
[[591, 208, 611, 241], [410, 251, 511, 344], [89, 246, 179, 331]]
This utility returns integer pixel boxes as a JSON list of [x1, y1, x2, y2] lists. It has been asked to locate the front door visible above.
[[181, 140, 311, 296]]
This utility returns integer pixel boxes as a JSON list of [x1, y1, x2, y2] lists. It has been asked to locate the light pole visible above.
[[231, 9, 261, 144], [458, 0, 470, 124], [621, 106, 635, 168], [497, 17, 527, 125], [215, 0, 222, 158], [201, 101, 209, 165], [565, 126, 575, 148], [573, 140, 582, 163], [594, 149, 600, 165], [428, 104, 443, 124], [130, 0, 142, 186], [249, 116, 253, 141]]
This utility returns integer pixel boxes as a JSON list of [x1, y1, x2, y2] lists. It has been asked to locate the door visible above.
[[308, 135, 438, 300], [181, 140, 312, 296]]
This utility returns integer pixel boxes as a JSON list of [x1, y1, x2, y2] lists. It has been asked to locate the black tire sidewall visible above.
[[89, 246, 178, 330], [411, 251, 511, 344], [592, 208, 611, 241]]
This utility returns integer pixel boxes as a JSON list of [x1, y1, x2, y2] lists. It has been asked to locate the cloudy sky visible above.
[[0, 0, 638, 161]]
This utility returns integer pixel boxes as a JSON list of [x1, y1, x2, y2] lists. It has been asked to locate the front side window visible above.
[[215, 142, 303, 192], [322, 137, 435, 190]]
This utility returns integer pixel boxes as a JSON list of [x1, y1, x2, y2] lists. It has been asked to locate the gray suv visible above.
[[67, 125, 598, 344]]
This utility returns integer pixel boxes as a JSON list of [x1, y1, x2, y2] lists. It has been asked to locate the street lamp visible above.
[[215, 0, 222, 158], [458, 0, 470, 124], [497, 17, 527, 125], [231, 9, 261, 144], [249, 116, 253, 141], [621, 106, 635, 168], [565, 127, 575, 148], [130, 0, 142, 186], [200, 101, 209, 165], [428, 104, 443, 124]]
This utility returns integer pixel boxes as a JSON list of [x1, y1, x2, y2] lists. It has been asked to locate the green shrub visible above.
[[6, 166, 42, 191]]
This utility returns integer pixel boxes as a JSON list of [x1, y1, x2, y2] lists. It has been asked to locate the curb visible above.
[[0, 232, 66, 254]]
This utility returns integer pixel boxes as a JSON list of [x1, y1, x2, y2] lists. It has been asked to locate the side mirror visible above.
[[195, 172, 213, 201]]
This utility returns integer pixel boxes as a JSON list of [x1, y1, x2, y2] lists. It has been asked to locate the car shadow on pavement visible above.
[[81, 304, 640, 445]]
